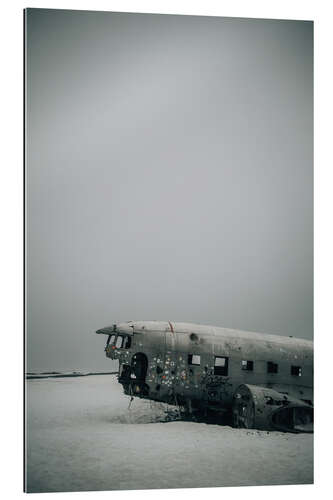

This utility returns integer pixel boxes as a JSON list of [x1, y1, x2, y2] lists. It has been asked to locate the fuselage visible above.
[[96, 320, 313, 411]]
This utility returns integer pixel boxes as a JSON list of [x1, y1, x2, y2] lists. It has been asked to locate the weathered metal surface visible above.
[[232, 384, 313, 432], [96, 320, 313, 431]]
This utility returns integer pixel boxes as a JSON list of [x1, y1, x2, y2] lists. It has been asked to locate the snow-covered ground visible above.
[[26, 374, 313, 493]]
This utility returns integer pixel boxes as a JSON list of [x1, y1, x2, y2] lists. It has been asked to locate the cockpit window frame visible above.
[[113, 335, 132, 349], [116, 336, 124, 348]]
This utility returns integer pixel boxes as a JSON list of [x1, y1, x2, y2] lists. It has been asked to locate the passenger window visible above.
[[241, 360, 253, 371], [291, 366, 302, 376], [124, 336, 131, 349], [214, 356, 229, 376], [110, 334, 116, 345], [116, 336, 124, 348], [267, 361, 278, 374], [188, 354, 200, 366]]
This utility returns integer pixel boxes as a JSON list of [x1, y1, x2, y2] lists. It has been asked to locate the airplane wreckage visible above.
[[96, 321, 313, 433]]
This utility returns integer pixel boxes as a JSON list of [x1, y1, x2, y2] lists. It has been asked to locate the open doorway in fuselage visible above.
[[131, 352, 148, 381]]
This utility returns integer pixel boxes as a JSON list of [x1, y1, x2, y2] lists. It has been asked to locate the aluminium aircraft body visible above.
[[96, 320, 313, 432]]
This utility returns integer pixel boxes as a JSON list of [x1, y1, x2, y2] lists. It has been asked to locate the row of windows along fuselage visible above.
[[106, 335, 303, 377], [190, 355, 302, 377]]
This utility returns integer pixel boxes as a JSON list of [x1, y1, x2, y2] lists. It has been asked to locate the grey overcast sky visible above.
[[26, 9, 313, 372]]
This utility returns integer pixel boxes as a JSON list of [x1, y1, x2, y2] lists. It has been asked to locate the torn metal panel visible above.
[[232, 384, 313, 432]]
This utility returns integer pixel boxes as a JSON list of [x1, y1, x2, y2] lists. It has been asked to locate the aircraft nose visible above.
[[96, 321, 135, 335], [96, 325, 116, 335]]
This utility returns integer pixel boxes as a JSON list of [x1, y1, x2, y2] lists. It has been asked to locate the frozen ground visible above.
[[26, 374, 313, 493]]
